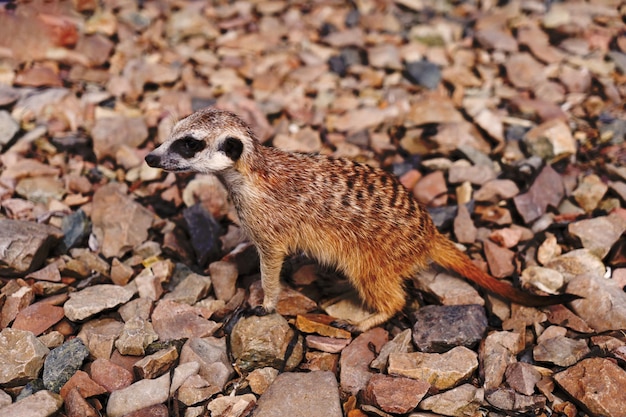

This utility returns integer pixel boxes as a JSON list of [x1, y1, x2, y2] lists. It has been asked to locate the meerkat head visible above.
[[145, 108, 255, 174]]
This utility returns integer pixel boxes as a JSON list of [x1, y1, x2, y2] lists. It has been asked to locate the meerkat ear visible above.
[[219, 136, 243, 161]]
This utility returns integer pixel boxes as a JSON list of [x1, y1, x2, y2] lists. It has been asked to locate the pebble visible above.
[[370, 329, 413, 372], [413, 171, 448, 207], [505, 53, 546, 89], [183, 203, 223, 266], [489, 227, 523, 249], [208, 393, 257, 417], [0, 328, 49, 386], [230, 314, 303, 372], [480, 331, 524, 390], [523, 119, 577, 159], [405, 60, 441, 89], [533, 335, 590, 367], [0, 219, 64, 276], [537, 233, 561, 265], [388, 346, 478, 390], [412, 304, 487, 353], [180, 337, 234, 391], [133, 346, 178, 379], [483, 239, 515, 278], [505, 362, 543, 396], [115, 318, 158, 356], [76, 318, 123, 360], [208, 261, 238, 302], [64, 387, 99, 417], [1, 285, 35, 328], [485, 388, 546, 413], [306, 335, 351, 353], [520, 266, 564, 294], [90, 116, 148, 160], [340, 328, 388, 396], [453, 204, 477, 244], [568, 214, 626, 258], [413, 266, 485, 306], [567, 273, 626, 332], [63, 284, 134, 322], [474, 179, 519, 203], [555, 357, 626, 417], [106, 372, 170, 417], [572, 174, 609, 212], [448, 164, 495, 185], [418, 383, 484, 416], [0, 390, 63, 417], [0, 110, 20, 145], [169, 361, 199, 395], [250, 281, 318, 316], [252, 371, 342, 417], [513, 165, 564, 224], [42, 338, 90, 393], [177, 374, 219, 406], [90, 358, 134, 393], [151, 300, 220, 341], [545, 249, 605, 282], [163, 271, 212, 305], [59, 370, 107, 399], [246, 367, 279, 395], [362, 374, 430, 414], [294, 314, 351, 339]]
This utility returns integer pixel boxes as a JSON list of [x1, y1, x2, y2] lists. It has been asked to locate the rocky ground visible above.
[[0, 0, 625, 416]]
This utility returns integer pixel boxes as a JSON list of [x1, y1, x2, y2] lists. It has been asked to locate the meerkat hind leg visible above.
[[255, 252, 285, 315]]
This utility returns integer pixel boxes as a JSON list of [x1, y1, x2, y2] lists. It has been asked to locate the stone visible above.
[[413, 170, 447, 207], [1, 285, 35, 328], [504, 362, 543, 396], [453, 204, 477, 244], [537, 233, 561, 265], [0, 110, 19, 145], [90, 358, 134, 393], [388, 346, 478, 390], [533, 335, 590, 367], [448, 164, 496, 185], [545, 249, 605, 282], [370, 329, 413, 372], [91, 116, 148, 160], [15, 177, 65, 205], [405, 60, 441, 89], [568, 214, 626, 258], [294, 314, 351, 339], [0, 390, 63, 417], [480, 331, 524, 390], [0, 328, 49, 386], [183, 203, 223, 266], [474, 180, 519, 203], [489, 227, 523, 249], [483, 240, 515, 278], [63, 284, 134, 322], [151, 300, 220, 341], [230, 314, 303, 372], [546, 306, 594, 334], [485, 388, 546, 413], [76, 318, 123, 360], [207, 393, 257, 417], [182, 175, 230, 219], [177, 374, 220, 406], [524, 119, 577, 160], [513, 165, 564, 224], [180, 337, 234, 391], [555, 358, 626, 417], [64, 387, 99, 417], [412, 304, 487, 353], [246, 367, 279, 395], [368, 44, 402, 70], [106, 372, 170, 417], [163, 272, 212, 305], [339, 328, 388, 396], [115, 318, 159, 356], [59, 370, 107, 399], [363, 373, 429, 414], [413, 266, 485, 306], [520, 266, 564, 295], [42, 338, 90, 393], [567, 273, 626, 332], [170, 361, 200, 395], [505, 53, 546, 89], [572, 174, 609, 213], [252, 371, 342, 417], [91, 183, 154, 259], [133, 346, 178, 379], [418, 384, 484, 416], [0, 219, 64, 276], [250, 282, 318, 317], [208, 261, 238, 302], [306, 335, 351, 353]]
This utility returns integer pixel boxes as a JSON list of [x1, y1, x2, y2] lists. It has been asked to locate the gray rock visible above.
[[42, 338, 89, 393], [388, 346, 478, 390], [418, 383, 484, 416], [412, 304, 487, 353], [0, 219, 64, 276], [568, 214, 626, 258], [0, 110, 19, 146], [252, 371, 342, 417], [180, 337, 234, 391], [106, 372, 170, 417], [405, 60, 441, 89], [63, 284, 135, 322], [59, 209, 91, 252], [370, 328, 413, 372], [413, 266, 485, 306], [0, 328, 49, 386], [163, 271, 212, 305], [230, 314, 303, 372], [0, 390, 63, 417], [485, 388, 546, 413]]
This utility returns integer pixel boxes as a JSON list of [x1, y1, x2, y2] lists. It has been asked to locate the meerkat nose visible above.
[[144, 153, 161, 168]]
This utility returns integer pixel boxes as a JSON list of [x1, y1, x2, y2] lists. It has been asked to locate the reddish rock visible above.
[[483, 240, 516, 278], [64, 387, 99, 417], [12, 302, 64, 336], [90, 358, 134, 393], [340, 328, 388, 396], [363, 374, 430, 414], [413, 171, 448, 207], [60, 370, 107, 399]]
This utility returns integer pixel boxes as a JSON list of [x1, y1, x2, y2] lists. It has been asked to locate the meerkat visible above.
[[145, 108, 578, 332]]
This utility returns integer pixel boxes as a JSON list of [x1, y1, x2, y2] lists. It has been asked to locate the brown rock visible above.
[[208, 261, 238, 302], [340, 328, 388, 396], [505, 53, 546, 89], [177, 374, 220, 406], [363, 374, 429, 414], [0, 390, 63, 417], [77, 318, 124, 360], [133, 346, 179, 379], [513, 165, 564, 224], [533, 335, 590, 367], [90, 358, 134, 393], [454, 204, 477, 244], [64, 387, 99, 417], [1, 284, 35, 328], [12, 302, 65, 336], [246, 367, 279, 395], [60, 370, 107, 399], [0, 219, 63, 276], [414, 265, 485, 306], [483, 239, 515, 278], [91, 116, 148, 160], [180, 337, 234, 391], [505, 362, 542, 396], [418, 384, 485, 416], [294, 314, 351, 339], [480, 331, 524, 390], [485, 388, 546, 413], [413, 170, 448, 207], [555, 358, 626, 417], [572, 174, 608, 213], [306, 335, 351, 353], [151, 300, 220, 341], [63, 284, 134, 322], [0, 328, 49, 386]]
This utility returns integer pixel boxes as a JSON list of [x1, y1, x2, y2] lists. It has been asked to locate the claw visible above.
[[247, 305, 271, 317], [330, 319, 361, 335]]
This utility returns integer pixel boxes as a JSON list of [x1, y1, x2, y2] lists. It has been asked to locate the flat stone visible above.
[[474, 180, 519, 203], [1, 285, 35, 328], [91, 116, 148, 160], [520, 266, 564, 295], [370, 329, 413, 373], [546, 305, 594, 334], [250, 281, 318, 317], [169, 361, 200, 395], [42, 338, 90, 393], [115, 318, 159, 356], [568, 214, 626, 258], [208, 393, 257, 417], [0, 219, 64, 276], [545, 249, 605, 282], [418, 384, 484, 416], [475, 28, 517, 51], [533, 335, 590, 367], [230, 314, 303, 372], [524, 119, 577, 159], [90, 358, 134, 393], [63, 284, 134, 322], [405, 60, 441, 89], [59, 370, 107, 399], [407, 96, 464, 126], [294, 314, 351, 339], [246, 367, 279, 395], [177, 374, 220, 406], [180, 337, 234, 391], [480, 331, 524, 390], [513, 165, 564, 224], [483, 240, 515, 278], [306, 335, 351, 353], [0, 328, 49, 386], [572, 174, 609, 213], [163, 272, 211, 305], [0, 390, 63, 417], [567, 274, 626, 332], [412, 304, 487, 353], [11, 302, 63, 336], [76, 318, 123, 360], [388, 346, 478, 390], [151, 300, 220, 341], [15, 177, 65, 205], [363, 374, 430, 414], [504, 362, 543, 396], [252, 371, 342, 417], [91, 183, 154, 259], [133, 346, 178, 380], [414, 266, 485, 306], [339, 328, 388, 396], [555, 358, 626, 417], [106, 372, 170, 417], [485, 388, 546, 413]]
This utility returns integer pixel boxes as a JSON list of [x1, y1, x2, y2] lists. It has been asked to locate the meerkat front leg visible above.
[[252, 252, 285, 315]]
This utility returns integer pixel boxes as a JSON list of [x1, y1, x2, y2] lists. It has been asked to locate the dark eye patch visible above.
[[218, 136, 243, 161], [171, 135, 206, 158]]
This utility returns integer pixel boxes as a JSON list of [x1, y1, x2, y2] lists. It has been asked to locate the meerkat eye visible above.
[[171, 135, 206, 158], [218, 136, 243, 161]]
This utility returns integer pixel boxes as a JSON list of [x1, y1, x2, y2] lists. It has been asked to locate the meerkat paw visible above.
[[246, 304, 273, 317], [330, 319, 362, 335]]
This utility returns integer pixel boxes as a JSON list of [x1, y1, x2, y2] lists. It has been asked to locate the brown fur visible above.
[[146, 108, 578, 332]]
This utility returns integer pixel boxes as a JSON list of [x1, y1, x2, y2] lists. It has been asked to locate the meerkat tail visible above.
[[429, 234, 581, 306]]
